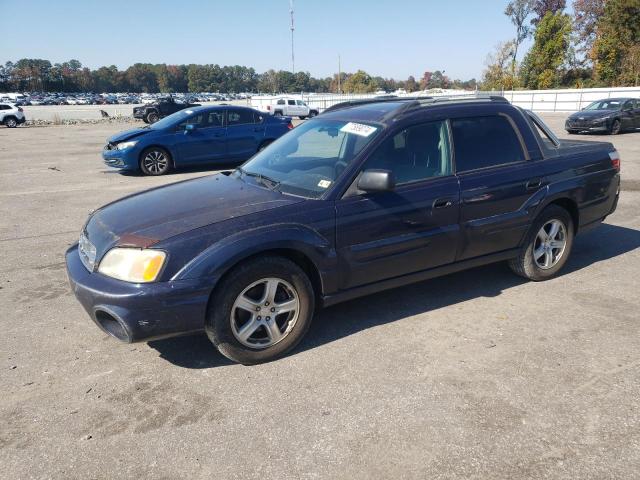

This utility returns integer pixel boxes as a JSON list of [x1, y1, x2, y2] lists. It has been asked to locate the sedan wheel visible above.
[[231, 277, 300, 349], [610, 119, 621, 135], [5, 118, 17, 128], [140, 149, 170, 175], [532, 220, 567, 269]]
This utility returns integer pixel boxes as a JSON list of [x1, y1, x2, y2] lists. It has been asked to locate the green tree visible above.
[[592, 0, 640, 85], [482, 41, 519, 90], [520, 12, 572, 88], [342, 70, 378, 93]]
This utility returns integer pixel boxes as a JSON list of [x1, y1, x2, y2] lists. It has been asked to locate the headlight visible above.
[[116, 140, 138, 150], [98, 248, 166, 283]]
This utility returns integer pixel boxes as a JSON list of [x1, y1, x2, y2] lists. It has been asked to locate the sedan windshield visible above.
[[237, 119, 380, 198], [584, 100, 622, 111], [149, 108, 198, 130]]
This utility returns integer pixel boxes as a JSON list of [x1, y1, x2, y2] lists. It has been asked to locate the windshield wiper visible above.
[[237, 167, 281, 192]]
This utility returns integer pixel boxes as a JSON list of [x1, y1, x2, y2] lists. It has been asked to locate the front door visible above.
[[174, 110, 227, 165], [336, 121, 460, 289]]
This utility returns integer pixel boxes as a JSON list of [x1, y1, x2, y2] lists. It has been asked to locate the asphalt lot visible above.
[[1, 114, 639, 479]]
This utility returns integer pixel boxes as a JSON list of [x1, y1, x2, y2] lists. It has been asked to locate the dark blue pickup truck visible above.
[[66, 96, 620, 364]]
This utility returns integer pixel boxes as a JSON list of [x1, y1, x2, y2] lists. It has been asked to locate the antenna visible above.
[[290, 0, 295, 74]]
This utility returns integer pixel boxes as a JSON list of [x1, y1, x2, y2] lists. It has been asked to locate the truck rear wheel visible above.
[[509, 205, 574, 281]]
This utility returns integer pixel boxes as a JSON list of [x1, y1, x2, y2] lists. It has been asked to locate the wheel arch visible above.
[[541, 197, 580, 233], [206, 248, 324, 312]]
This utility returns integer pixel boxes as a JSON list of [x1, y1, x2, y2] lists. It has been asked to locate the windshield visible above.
[[584, 100, 622, 111], [149, 108, 198, 130], [237, 119, 380, 198]]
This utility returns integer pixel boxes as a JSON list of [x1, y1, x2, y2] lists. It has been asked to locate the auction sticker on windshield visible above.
[[340, 122, 377, 137]]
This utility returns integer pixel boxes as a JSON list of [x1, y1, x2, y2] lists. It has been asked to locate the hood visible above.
[[108, 127, 151, 143], [569, 109, 617, 120], [84, 173, 304, 258]]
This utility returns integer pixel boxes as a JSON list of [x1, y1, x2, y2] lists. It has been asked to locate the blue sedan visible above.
[[102, 105, 293, 175]]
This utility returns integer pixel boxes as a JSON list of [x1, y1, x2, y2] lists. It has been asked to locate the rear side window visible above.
[[288, 100, 296, 105], [277, 99, 285, 105], [227, 109, 254, 126], [451, 116, 525, 172]]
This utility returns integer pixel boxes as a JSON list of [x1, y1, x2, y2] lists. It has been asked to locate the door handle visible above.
[[526, 178, 542, 190], [433, 198, 453, 209]]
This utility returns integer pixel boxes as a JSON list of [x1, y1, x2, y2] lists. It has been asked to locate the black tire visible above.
[[566, 129, 578, 134], [309, 110, 318, 118], [509, 205, 574, 281], [4, 117, 18, 128], [298, 116, 307, 120], [610, 119, 621, 135], [139, 147, 172, 176], [205, 256, 315, 365], [145, 111, 159, 124], [274, 111, 283, 117]]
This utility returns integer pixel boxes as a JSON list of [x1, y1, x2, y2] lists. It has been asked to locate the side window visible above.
[[362, 121, 452, 185], [227, 109, 254, 126], [277, 99, 285, 105], [177, 113, 207, 129], [288, 100, 296, 106], [296, 100, 303, 106], [206, 111, 224, 127], [451, 116, 524, 172]]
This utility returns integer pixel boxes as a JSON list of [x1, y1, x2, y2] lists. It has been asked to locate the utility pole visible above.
[[290, 0, 295, 74], [338, 55, 341, 94]]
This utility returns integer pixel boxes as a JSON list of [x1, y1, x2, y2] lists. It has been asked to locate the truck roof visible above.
[[320, 95, 511, 124]]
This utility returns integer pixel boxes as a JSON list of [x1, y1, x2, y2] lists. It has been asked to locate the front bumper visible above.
[[565, 119, 609, 132], [66, 244, 211, 342], [102, 146, 138, 170]]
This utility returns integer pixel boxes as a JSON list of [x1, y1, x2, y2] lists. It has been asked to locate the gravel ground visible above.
[[0, 114, 638, 480]]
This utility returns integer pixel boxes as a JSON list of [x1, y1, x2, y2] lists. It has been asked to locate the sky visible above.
[[0, 0, 534, 81]]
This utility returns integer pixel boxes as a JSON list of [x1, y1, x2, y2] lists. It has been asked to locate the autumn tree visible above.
[[342, 70, 378, 93], [573, 0, 606, 63], [531, 0, 566, 25], [482, 41, 519, 90]]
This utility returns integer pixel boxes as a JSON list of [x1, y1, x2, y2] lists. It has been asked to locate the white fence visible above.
[[251, 86, 640, 113]]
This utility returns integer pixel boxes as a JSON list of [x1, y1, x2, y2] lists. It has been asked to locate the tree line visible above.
[[0, 58, 477, 94], [483, 0, 639, 90]]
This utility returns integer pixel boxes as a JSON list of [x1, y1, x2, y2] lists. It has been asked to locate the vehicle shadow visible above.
[[116, 162, 240, 177], [147, 223, 640, 369]]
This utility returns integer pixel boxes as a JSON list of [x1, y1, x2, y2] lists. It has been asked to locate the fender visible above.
[[172, 223, 337, 293]]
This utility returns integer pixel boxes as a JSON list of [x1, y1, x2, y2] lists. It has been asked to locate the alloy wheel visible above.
[[533, 219, 567, 269], [142, 150, 168, 174], [230, 277, 300, 349]]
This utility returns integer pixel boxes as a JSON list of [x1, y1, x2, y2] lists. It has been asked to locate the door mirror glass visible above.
[[358, 169, 395, 193], [184, 123, 196, 132]]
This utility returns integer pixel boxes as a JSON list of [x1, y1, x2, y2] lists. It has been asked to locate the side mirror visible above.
[[184, 124, 196, 133], [358, 169, 395, 193]]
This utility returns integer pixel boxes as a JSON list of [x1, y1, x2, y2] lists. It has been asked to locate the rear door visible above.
[[336, 120, 460, 289], [226, 108, 262, 160], [452, 114, 540, 260]]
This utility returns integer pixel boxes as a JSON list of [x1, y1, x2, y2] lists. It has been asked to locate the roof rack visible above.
[[322, 94, 509, 116], [321, 96, 417, 114]]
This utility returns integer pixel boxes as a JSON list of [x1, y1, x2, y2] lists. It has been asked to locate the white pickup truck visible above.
[[251, 97, 319, 119]]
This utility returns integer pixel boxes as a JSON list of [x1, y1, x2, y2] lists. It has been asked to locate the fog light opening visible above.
[[94, 310, 129, 341]]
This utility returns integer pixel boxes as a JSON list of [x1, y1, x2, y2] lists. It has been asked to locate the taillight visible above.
[[287, 122, 293, 130], [609, 150, 620, 171]]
